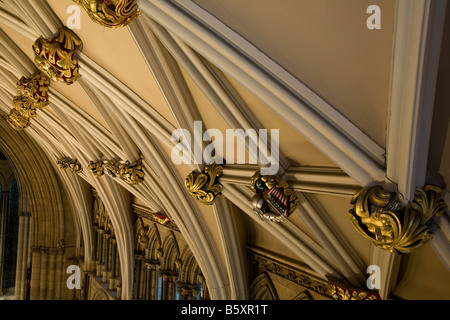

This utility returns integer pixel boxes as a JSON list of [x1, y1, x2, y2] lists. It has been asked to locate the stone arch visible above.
[[179, 246, 202, 285], [147, 223, 162, 261], [0, 118, 76, 300], [250, 272, 279, 300], [160, 231, 180, 271]]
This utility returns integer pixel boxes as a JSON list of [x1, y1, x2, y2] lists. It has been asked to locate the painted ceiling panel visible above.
[[47, 0, 178, 128], [193, 0, 395, 149]]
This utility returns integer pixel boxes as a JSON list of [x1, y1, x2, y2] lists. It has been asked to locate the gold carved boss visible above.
[[88, 158, 145, 185], [185, 163, 223, 205], [250, 171, 298, 222], [7, 72, 50, 130], [57, 157, 83, 173], [33, 27, 83, 85], [73, 0, 141, 28], [349, 185, 447, 254]]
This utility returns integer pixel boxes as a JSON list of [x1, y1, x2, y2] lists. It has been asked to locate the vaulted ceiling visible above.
[[0, 0, 449, 300]]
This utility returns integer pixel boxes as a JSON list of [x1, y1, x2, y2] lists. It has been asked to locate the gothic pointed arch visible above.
[[250, 272, 279, 300]]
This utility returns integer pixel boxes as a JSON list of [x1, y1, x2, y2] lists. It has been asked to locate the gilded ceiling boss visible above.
[[33, 27, 83, 85], [7, 71, 50, 131], [88, 158, 145, 185], [349, 185, 447, 254], [250, 172, 298, 222], [73, 0, 141, 28]]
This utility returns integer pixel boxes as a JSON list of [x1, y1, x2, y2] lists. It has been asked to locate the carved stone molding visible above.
[[31, 246, 65, 255], [249, 171, 298, 222], [349, 184, 447, 254], [133, 204, 179, 231], [176, 282, 200, 298], [327, 276, 381, 300], [185, 163, 223, 205], [57, 157, 83, 173], [88, 158, 145, 185], [247, 248, 331, 298], [33, 27, 83, 85], [73, 0, 141, 28]]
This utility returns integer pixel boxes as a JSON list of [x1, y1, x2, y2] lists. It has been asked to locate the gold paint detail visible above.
[[185, 163, 223, 205], [7, 72, 50, 131], [88, 160, 104, 177], [88, 158, 145, 185], [349, 185, 447, 254], [33, 27, 83, 85], [16, 71, 50, 108], [327, 276, 381, 300], [73, 0, 141, 28], [7, 108, 31, 131], [57, 157, 83, 173], [12, 96, 37, 118], [250, 171, 298, 222]]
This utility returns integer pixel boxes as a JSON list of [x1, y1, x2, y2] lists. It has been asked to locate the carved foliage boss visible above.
[[349, 185, 447, 254], [33, 27, 83, 85], [88, 158, 145, 185], [185, 163, 223, 205], [73, 0, 141, 28], [7, 72, 50, 130]]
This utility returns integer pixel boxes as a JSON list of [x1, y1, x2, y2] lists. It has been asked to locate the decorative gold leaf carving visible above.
[[7, 108, 31, 130], [12, 96, 37, 118], [185, 163, 223, 205], [16, 71, 49, 108], [88, 160, 104, 177], [88, 158, 145, 185], [327, 276, 381, 300], [105, 158, 145, 185], [57, 157, 83, 173], [33, 27, 83, 85], [349, 185, 447, 254], [73, 0, 140, 28]]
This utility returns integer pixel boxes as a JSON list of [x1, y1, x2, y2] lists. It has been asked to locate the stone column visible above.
[[29, 247, 41, 300], [160, 271, 177, 300], [46, 248, 57, 300], [96, 229, 104, 277], [14, 211, 31, 299], [177, 282, 200, 300], [21, 213, 32, 300], [39, 247, 49, 299], [109, 239, 117, 291], [0, 190, 9, 293], [54, 249, 64, 300], [102, 233, 110, 283], [149, 263, 159, 300]]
